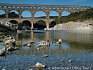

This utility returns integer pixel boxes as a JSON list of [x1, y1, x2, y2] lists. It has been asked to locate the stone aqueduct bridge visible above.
[[0, 3, 91, 29]]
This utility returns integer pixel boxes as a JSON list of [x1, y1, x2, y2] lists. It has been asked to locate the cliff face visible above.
[[51, 20, 93, 31]]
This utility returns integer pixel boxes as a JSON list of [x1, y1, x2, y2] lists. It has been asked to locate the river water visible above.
[[0, 30, 93, 70]]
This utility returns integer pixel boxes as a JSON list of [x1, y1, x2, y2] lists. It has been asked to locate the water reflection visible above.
[[69, 42, 93, 52], [15, 30, 93, 54], [54, 30, 93, 44]]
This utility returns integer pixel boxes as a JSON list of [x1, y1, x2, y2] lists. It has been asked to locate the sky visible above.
[[0, 0, 93, 17]]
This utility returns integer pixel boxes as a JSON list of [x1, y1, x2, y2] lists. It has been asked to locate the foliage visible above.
[[0, 23, 13, 32], [54, 8, 93, 24], [49, 21, 56, 27]]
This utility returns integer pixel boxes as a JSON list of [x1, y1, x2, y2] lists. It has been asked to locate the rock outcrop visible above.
[[51, 20, 93, 31]]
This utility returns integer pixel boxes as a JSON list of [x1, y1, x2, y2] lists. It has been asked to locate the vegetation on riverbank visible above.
[[54, 8, 93, 24], [0, 23, 14, 33]]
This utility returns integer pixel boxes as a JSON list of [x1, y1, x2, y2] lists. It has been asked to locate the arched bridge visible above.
[[0, 3, 91, 29]]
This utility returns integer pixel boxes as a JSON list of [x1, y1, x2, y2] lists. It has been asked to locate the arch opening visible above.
[[9, 20, 18, 24], [34, 11, 46, 18], [21, 10, 32, 18], [10, 10, 19, 14], [49, 11, 59, 18], [8, 10, 19, 18], [34, 20, 46, 30], [62, 11, 70, 16], [49, 21, 56, 28], [0, 10, 5, 18], [22, 20, 31, 30]]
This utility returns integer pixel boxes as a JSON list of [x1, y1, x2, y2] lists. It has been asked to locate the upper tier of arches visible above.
[[0, 3, 91, 18]]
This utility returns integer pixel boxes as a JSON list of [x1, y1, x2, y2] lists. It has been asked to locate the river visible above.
[[0, 30, 93, 70]]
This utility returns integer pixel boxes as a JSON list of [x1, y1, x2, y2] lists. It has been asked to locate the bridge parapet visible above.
[[0, 3, 91, 11]]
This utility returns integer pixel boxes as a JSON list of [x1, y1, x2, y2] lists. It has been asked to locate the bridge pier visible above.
[[6, 14, 8, 18], [46, 22, 49, 30], [19, 14, 21, 18], [31, 22, 34, 30], [58, 10, 62, 19], [5, 8, 9, 18]]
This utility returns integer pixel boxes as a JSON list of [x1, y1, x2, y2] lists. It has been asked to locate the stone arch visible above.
[[21, 10, 32, 18], [0, 10, 5, 18], [34, 20, 46, 30], [22, 20, 31, 30], [49, 11, 59, 18], [8, 10, 19, 18], [62, 11, 70, 16], [34, 11, 47, 18], [9, 10, 19, 14], [9, 20, 18, 24]]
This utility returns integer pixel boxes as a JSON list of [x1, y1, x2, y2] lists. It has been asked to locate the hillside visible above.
[[54, 8, 93, 24], [52, 20, 93, 29], [50, 8, 93, 32]]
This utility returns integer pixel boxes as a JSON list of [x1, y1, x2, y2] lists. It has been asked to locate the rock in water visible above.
[[35, 62, 46, 68]]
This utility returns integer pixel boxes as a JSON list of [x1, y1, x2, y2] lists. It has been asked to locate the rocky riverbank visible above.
[[50, 20, 93, 31]]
